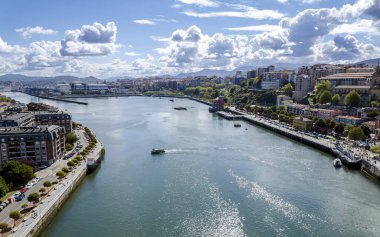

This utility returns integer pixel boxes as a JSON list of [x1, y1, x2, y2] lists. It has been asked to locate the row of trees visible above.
[[314, 81, 361, 106]]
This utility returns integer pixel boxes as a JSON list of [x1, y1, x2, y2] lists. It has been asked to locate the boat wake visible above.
[[228, 169, 345, 236], [248, 155, 274, 167]]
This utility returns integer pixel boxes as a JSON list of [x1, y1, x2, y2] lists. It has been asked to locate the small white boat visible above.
[[333, 158, 342, 168]]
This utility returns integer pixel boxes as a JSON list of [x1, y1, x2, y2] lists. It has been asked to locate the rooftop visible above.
[[318, 72, 373, 80], [0, 125, 61, 134]]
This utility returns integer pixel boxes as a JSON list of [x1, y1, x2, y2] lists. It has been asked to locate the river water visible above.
[[4, 92, 380, 237]]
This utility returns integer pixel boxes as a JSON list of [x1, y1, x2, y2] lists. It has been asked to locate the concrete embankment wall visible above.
[[25, 164, 87, 237], [241, 116, 334, 155], [361, 159, 380, 182]]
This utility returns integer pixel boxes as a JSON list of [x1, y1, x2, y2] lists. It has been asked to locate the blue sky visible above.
[[0, 0, 380, 78]]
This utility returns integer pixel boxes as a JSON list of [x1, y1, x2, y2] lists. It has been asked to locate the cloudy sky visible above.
[[0, 0, 380, 78]]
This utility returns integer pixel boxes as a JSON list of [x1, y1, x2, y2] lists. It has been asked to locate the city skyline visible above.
[[0, 0, 380, 78]]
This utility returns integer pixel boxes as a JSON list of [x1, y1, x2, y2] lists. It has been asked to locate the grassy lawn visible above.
[[0, 191, 14, 202]]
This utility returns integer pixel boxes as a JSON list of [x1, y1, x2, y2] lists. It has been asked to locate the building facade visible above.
[[295, 75, 312, 102], [34, 111, 72, 134], [0, 125, 65, 168]]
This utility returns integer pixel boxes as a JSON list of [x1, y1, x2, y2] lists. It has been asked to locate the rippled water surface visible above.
[[5, 93, 380, 237]]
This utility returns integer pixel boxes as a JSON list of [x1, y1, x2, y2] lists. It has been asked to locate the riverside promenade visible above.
[[1, 128, 104, 237]]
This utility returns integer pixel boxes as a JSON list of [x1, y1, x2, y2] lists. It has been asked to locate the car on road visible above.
[[15, 193, 25, 201], [38, 165, 48, 170], [13, 191, 21, 198]]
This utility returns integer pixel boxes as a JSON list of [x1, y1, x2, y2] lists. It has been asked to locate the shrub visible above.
[[56, 171, 65, 178], [43, 181, 52, 187], [27, 193, 40, 203], [67, 161, 75, 167], [9, 210, 21, 220], [0, 222, 8, 231]]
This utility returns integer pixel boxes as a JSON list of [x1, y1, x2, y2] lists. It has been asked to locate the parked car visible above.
[[38, 165, 48, 170], [13, 191, 21, 198], [15, 193, 25, 202], [26, 183, 33, 189]]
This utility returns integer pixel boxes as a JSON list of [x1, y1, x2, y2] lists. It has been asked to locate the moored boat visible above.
[[333, 158, 342, 168], [234, 123, 241, 127], [173, 107, 187, 110], [151, 149, 165, 155]]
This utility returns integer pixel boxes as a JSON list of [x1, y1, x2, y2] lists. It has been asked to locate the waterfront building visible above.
[[0, 112, 34, 127], [317, 72, 372, 90], [334, 115, 363, 126], [0, 125, 65, 167], [33, 111, 72, 134], [286, 103, 308, 116], [210, 96, 225, 111], [303, 108, 319, 118], [247, 70, 257, 79], [295, 75, 312, 102], [70, 83, 109, 94], [317, 109, 342, 120], [56, 84, 71, 94], [293, 117, 313, 131], [276, 95, 291, 106]]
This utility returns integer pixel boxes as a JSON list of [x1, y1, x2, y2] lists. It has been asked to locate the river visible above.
[[4, 92, 380, 237]]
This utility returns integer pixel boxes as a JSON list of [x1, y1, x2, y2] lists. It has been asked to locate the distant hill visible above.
[[355, 58, 380, 67], [0, 74, 101, 83]]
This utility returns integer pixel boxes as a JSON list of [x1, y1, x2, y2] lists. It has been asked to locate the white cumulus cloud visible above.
[[60, 22, 117, 56], [15, 26, 58, 39]]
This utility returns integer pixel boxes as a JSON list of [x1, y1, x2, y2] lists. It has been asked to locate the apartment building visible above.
[[0, 125, 65, 167]]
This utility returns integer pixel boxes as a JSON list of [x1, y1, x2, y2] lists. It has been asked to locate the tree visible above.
[[27, 192, 40, 203], [331, 94, 340, 105], [370, 145, 380, 154], [370, 100, 380, 108], [9, 211, 20, 227], [21, 204, 28, 209], [344, 90, 360, 107], [348, 127, 365, 141], [43, 181, 52, 188], [56, 171, 65, 178], [334, 123, 345, 135], [360, 124, 371, 137], [65, 133, 78, 145], [315, 119, 327, 129], [315, 80, 331, 94], [0, 222, 8, 232], [367, 110, 380, 118], [281, 83, 293, 97], [62, 167, 70, 173], [39, 188, 46, 193], [317, 90, 332, 104], [0, 161, 33, 186], [0, 176, 8, 198], [67, 161, 75, 167]]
